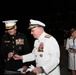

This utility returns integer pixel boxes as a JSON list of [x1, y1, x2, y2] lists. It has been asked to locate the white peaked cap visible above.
[[2, 20, 18, 26], [2, 20, 18, 29], [30, 19, 45, 27]]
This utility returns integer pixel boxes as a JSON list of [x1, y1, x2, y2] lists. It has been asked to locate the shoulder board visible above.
[[45, 34, 51, 38]]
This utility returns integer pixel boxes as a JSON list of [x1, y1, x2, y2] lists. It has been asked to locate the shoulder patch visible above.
[[45, 34, 51, 38]]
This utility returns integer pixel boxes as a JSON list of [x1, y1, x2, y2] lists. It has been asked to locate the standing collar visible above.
[[38, 32, 46, 41]]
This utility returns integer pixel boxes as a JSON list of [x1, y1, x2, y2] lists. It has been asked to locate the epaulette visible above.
[[45, 34, 51, 38]]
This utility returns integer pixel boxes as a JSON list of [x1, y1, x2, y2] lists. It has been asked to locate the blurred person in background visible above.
[[66, 28, 76, 75]]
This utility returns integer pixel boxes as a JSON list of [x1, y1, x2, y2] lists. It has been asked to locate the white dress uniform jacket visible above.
[[22, 32, 60, 75], [66, 37, 76, 70]]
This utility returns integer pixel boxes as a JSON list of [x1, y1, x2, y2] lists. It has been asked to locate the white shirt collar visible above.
[[38, 32, 46, 41]]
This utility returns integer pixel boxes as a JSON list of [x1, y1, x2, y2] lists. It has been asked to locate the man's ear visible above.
[[15, 25, 17, 29]]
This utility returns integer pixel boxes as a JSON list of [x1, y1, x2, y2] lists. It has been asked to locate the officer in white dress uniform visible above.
[[14, 19, 60, 75], [66, 28, 76, 75]]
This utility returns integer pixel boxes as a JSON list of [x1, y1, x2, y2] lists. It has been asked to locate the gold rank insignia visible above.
[[38, 42, 44, 52], [45, 34, 51, 38], [40, 54, 43, 57]]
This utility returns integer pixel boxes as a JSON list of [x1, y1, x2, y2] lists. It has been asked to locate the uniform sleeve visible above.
[[42, 37, 60, 74], [22, 41, 36, 63], [65, 38, 70, 50], [0, 36, 8, 59], [22, 53, 35, 63]]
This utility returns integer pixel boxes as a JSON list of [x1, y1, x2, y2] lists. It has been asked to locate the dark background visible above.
[[0, 0, 76, 44], [0, 0, 76, 74]]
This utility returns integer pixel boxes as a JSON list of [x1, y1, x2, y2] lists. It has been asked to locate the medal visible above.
[[40, 54, 43, 57]]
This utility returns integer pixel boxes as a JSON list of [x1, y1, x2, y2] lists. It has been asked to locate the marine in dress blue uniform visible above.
[[0, 20, 33, 74]]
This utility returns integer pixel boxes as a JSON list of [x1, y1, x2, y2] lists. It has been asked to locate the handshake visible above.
[[7, 52, 20, 61], [6, 52, 22, 61], [13, 54, 23, 60]]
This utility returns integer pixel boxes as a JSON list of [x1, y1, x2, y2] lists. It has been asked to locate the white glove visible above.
[[17, 68, 26, 74], [26, 65, 35, 72]]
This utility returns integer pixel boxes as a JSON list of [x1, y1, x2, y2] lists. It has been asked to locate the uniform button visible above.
[[12, 42, 14, 43], [13, 50, 16, 53], [6, 45, 8, 46], [39, 54, 43, 57], [12, 46, 14, 48], [12, 37, 14, 39]]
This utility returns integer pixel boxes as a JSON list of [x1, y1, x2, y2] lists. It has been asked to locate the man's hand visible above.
[[32, 67, 43, 74], [13, 54, 22, 60], [22, 66, 28, 71], [8, 52, 14, 58]]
